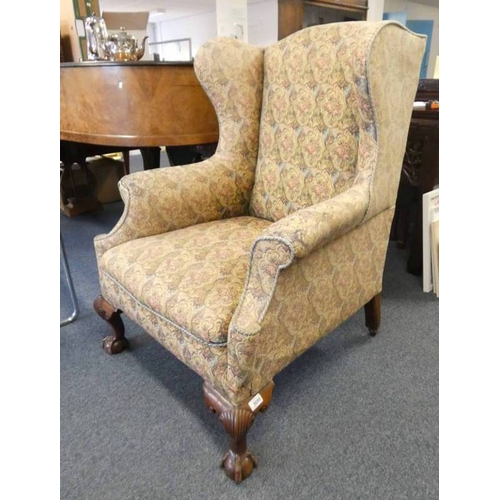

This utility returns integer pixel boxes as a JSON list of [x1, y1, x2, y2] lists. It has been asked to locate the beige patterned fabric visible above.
[[100, 268, 229, 386], [249, 22, 424, 224], [100, 217, 271, 345], [95, 38, 264, 259], [363, 24, 426, 220], [195, 38, 264, 157], [225, 208, 394, 402], [250, 22, 381, 221], [94, 22, 425, 406], [228, 183, 369, 338], [263, 183, 369, 258]]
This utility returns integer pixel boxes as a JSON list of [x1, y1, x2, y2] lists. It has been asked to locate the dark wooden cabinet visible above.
[[278, 0, 368, 39], [390, 79, 439, 276]]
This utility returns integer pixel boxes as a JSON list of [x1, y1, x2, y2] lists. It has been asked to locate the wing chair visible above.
[[93, 21, 425, 483]]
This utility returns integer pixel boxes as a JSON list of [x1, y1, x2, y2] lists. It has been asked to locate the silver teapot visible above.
[[85, 13, 148, 62]]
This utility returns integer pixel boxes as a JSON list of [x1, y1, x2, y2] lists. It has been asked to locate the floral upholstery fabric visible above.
[[94, 22, 425, 406], [95, 155, 254, 260], [228, 183, 369, 338], [363, 24, 426, 221], [100, 217, 271, 345], [100, 268, 229, 387], [195, 38, 264, 158], [225, 209, 395, 402], [263, 183, 369, 259], [250, 22, 382, 222]]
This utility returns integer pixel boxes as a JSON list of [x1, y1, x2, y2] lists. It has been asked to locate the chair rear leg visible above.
[[94, 295, 129, 354], [364, 293, 381, 337]]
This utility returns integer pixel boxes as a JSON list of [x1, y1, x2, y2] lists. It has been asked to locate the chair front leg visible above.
[[93, 295, 129, 354], [203, 381, 275, 484]]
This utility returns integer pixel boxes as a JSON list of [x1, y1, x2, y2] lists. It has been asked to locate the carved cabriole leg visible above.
[[93, 295, 129, 354], [203, 381, 275, 484], [219, 409, 257, 482], [364, 292, 381, 337]]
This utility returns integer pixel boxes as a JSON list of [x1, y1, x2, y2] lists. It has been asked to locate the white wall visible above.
[[150, 11, 217, 58], [217, 0, 248, 41], [367, 0, 386, 22], [149, 0, 278, 59], [248, 0, 278, 47], [383, 0, 439, 78]]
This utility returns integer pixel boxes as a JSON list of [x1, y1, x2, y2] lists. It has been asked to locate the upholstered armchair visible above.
[[93, 21, 425, 483]]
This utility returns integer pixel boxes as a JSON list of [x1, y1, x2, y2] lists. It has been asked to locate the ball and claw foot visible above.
[[94, 295, 128, 355], [368, 328, 378, 337], [221, 450, 258, 484], [102, 335, 129, 354], [203, 382, 275, 483]]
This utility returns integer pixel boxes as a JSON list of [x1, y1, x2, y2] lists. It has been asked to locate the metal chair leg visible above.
[[60, 233, 79, 327]]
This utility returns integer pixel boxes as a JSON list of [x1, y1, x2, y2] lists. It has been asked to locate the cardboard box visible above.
[[60, 156, 125, 212]]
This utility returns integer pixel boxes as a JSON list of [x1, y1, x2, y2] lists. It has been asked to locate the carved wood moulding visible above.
[[203, 381, 275, 483]]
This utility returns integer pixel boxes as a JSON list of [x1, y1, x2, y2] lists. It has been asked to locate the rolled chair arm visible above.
[[224, 183, 370, 400], [94, 152, 254, 259], [230, 182, 369, 336], [262, 183, 370, 259]]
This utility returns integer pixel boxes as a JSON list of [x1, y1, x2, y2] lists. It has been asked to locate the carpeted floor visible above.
[[60, 199, 438, 500]]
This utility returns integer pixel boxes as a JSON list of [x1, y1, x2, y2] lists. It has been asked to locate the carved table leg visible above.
[[203, 381, 275, 483], [364, 293, 381, 337], [93, 295, 129, 354]]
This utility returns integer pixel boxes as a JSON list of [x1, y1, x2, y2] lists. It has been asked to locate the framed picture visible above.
[[422, 188, 439, 294]]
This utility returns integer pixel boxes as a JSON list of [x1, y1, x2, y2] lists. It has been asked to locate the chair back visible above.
[[249, 22, 425, 222]]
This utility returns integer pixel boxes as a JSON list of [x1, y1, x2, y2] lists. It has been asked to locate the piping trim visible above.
[[102, 270, 228, 348]]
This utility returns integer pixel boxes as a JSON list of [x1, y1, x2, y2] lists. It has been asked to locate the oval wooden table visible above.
[[60, 61, 219, 216]]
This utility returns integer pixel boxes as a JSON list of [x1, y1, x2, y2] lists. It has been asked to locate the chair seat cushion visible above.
[[100, 216, 271, 345]]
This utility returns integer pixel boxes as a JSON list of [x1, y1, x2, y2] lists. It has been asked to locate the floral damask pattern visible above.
[[100, 269, 229, 388], [100, 217, 271, 345], [225, 183, 370, 342], [262, 183, 369, 258], [195, 38, 264, 157], [250, 22, 384, 222], [363, 24, 426, 221], [226, 209, 395, 402]]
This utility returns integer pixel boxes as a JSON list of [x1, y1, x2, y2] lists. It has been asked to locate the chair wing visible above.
[[195, 37, 264, 159], [94, 38, 264, 259], [362, 22, 427, 220]]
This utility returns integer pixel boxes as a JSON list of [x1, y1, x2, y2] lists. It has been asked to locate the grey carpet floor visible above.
[[60, 201, 438, 500]]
